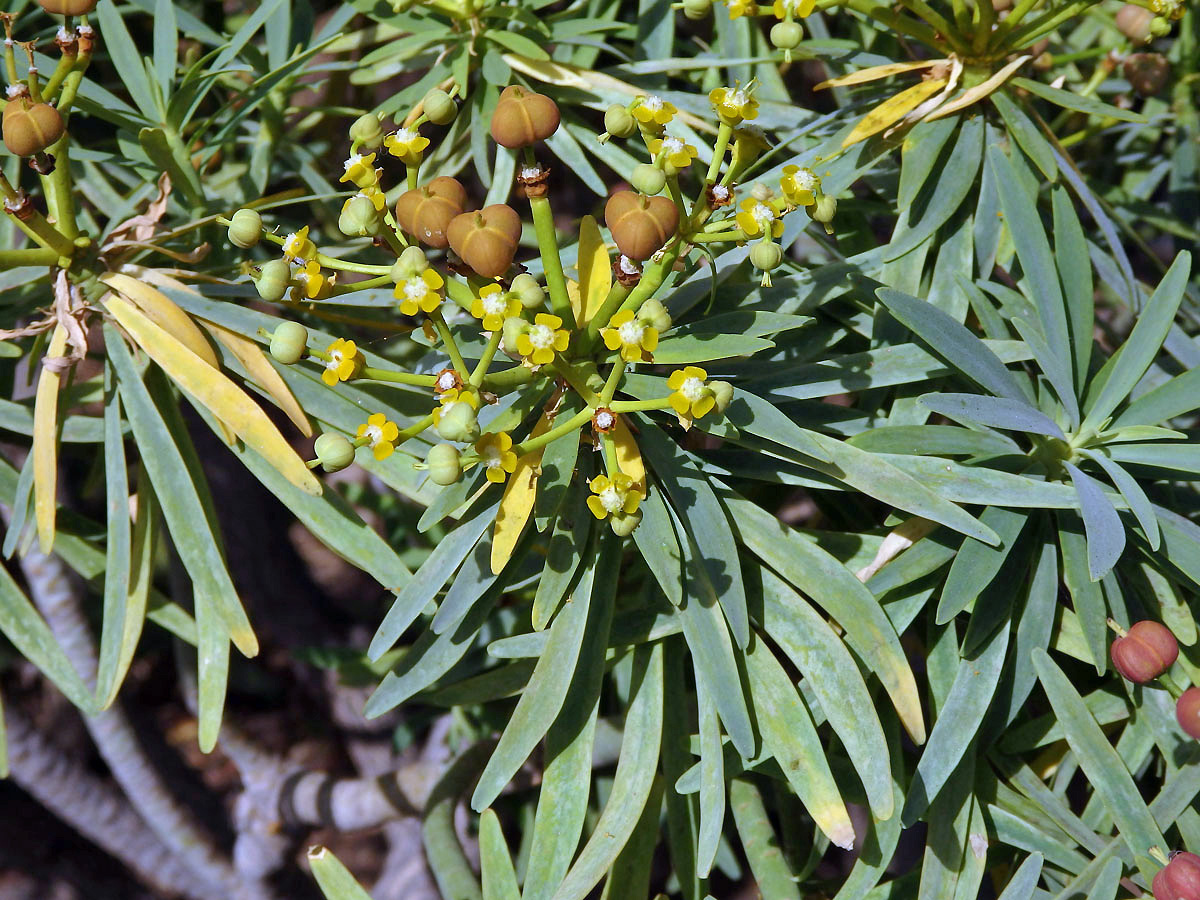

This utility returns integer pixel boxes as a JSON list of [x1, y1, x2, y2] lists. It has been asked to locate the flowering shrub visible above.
[[0, 0, 1198, 898]]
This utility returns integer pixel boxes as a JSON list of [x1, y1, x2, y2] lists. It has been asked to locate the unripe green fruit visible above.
[[422, 89, 458, 126], [437, 401, 480, 443], [710, 380, 734, 415], [604, 104, 637, 138], [610, 509, 642, 537], [750, 240, 783, 272], [269, 321, 309, 365], [1149, 15, 1172, 36], [228, 208, 263, 249], [256, 259, 293, 302], [349, 113, 384, 150], [339, 194, 381, 237], [631, 163, 667, 196], [637, 299, 671, 333], [771, 21, 804, 50], [426, 443, 463, 485], [393, 246, 429, 282], [314, 433, 356, 472], [812, 194, 837, 223], [683, 0, 712, 19], [502, 316, 530, 355], [510, 273, 545, 310]]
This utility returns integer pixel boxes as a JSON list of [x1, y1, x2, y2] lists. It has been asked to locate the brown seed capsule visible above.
[[3, 98, 65, 158], [1154, 850, 1200, 899], [1124, 52, 1170, 96], [447, 204, 522, 278], [1111, 620, 1179, 682], [1178, 689, 1200, 740], [1116, 3, 1154, 42], [37, 0, 99, 13], [490, 85, 561, 149], [604, 190, 679, 261], [394, 176, 468, 248]]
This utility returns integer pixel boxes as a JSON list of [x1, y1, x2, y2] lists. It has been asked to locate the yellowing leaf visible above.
[[612, 415, 645, 493], [492, 415, 552, 574], [33, 322, 68, 552], [100, 272, 220, 370], [842, 78, 949, 149], [573, 215, 611, 330], [924, 55, 1031, 122], [203, 321, 313, 437], [104, 294, 322, 496], [815, 59, 946, 91]]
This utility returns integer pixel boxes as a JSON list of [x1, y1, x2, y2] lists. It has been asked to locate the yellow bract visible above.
[[611, 415, 646, 494], [841, 78, 949, 149], [573, 215, 611, 329], [203, 321, 312, 437], [491, 415, 551, 574], [33, 321, 67, 552]]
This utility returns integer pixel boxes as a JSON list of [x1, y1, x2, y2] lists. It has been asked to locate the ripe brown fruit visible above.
[[604, 190, 679, 261], [37, 0, 98, 13], [3, 98, 65, 157], [1178, 689, 1200, 740], [490, 86, 561, 148], [1125, 52, 1170, 96], [447, 204, 522, 278], [395, 176, 469, 248], [1154, 850, 1200, 899], [1116, 3, 1154, 42], [1111, 620, 1179, 683]]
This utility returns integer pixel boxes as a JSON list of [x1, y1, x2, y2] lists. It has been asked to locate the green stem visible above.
[[41, 50, 77, 102], [43, 139, 77, 241], [482, 365, 535, 391], [582, 242, 681, 350], [470, 329, 503, 387], [551, 360, 601, 407], [1003, 0, 1104, 49], [705, 122, 733, 185], [897, 0, 971, 53], [610, 397, 670, 412], [512, 406, 592, 457], [602, 432, 619, 473], [398, 413, 436, 443], [359, 365, 437, 387], [429, 307, 470, 377], [444, 274, 475, 312], [330, 273, 393, 296], [972, 0, 996, 52], [841, 0, 946, 49], [690, 230, 745, 243], [666, 174, 687, 221], [988, 0, 1046, 46], [0, 247, 58, 267], [524, 149, 574, 329], [599, 356, 625, 406]]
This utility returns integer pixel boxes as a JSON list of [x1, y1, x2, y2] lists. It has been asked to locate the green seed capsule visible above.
[[426, 443, 463, 485], [812, 194, 837, 223], [770, 21, 804, 50], [502, 316, 530, 356], [256, 259, 293, 302], [637, 298, 671, 333], [228, 208, 263, 249], [750, 240, 783, 272], [422, 89, 458, 126], [349, 113, 384, 150], [339, 194, 381, 237], [436, 401, 480, 443], [710, 380, 734, 415], [604, 104, 637, 139], [314, 433, 356, 472], [510, 273, 545, 310], [610, 509, 642, 537], [631, 163, 667, 196], [682, 0, 712, 19], [393, 245, 429, 282], [270, 321, 309, 365]]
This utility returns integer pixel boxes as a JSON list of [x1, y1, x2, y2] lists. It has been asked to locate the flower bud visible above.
[[610, 508, 642, 537], [750, 240, 783, 272], [447, 204, 522, 278], [3, 98, 65, 157], [1110, 620, 1178, 683], [426, 443, 463, 485], [1116, 4, 1154, 42], [813, 194, 837, 223], [436, 400, 480, 443], [631, 163, 667, 196], [314, 433, 356, 472], [510, 273, 545, 310], [490, 86, 561, 148], [1150, 15, 1172, 36], [683, 0, 712, 19], [393, 245, 430, 282], [637, 298, 671, 332], [228, 208, 263, 249], [422, 89, 458, 126], [502, 316, 530, 355], [604, 190, 679, 261], [1124, 52, 1170, 96], [256, 259, 293, 302], [349, 113, 384, 150], [1153, 851, 1200, 899], [38, 0, 98, 13], [339, 194, 381, 237], [770, 21, 804, 50], [269, 321, 309, 365], [710, 380, 734, 415], [604, 104, 637, 138], [1178, 688, 1200, 740]]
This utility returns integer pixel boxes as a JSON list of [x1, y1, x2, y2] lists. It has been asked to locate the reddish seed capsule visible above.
[[447, 204, 522, 278], [1110, 620, 1178, 683], [1177, 689, 1200, 740], [489, 86, 560, 149], [604, 190, 679, 261], [1154, 850, 1200, 900]]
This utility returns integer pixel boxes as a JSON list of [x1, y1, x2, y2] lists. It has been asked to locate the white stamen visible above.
[[364, 424, 383, 447], [643, 96, 664, 112], [680, 376, 706, 402], [394, 127, 418, 144], [599, 486, 624, 513], [662, 137, 685, 155], [404, 278, 428, 301], [618, 320, 645, 346], [436, 371, 458, 391], [326, 350, 344, 372], [594, 410, 615, 430], [344, 153, 364, 170], [618, 256, 640, 275], [482, 293, 507, 317], [528, 324, 555, 350], [752, 203, 776, 226]]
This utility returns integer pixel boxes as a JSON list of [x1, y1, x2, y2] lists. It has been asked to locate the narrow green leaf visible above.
[[308, 846, 374, 900], [152, 0, 178, 96], [1064, 462, 1126, 581], [97, 0, 159, 119], [1033, 648, 1165, 883], [600, 779, 665, 900], [1081, 451, 1158, 550], [993, 90, 1056, 180], [194, 584, 230, 753], [920, 393, 1064, 439], [632, 481, 684, 607], [1050, 185, 1093, 391], [1114, 366, 1200, 427], [1057, 509, 1108, 672], [936, 506, 1028, 623], [1011, 77, 1147, 123], [730, 777, 801, 900], [532, 488, 592, 630], [480, 810, 521, 900], [694, 664, 725, 878]]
